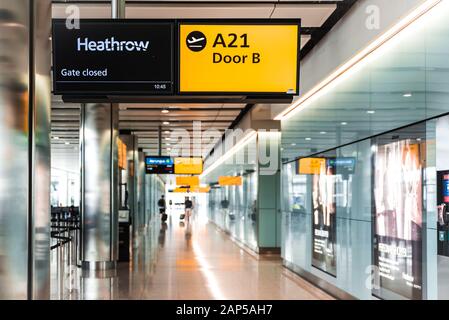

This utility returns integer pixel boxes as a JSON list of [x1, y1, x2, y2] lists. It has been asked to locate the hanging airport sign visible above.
[[179, 20, 300, 95], [176, 176, 200, 187], [145, 156, 174, 174], [52, 19, 174, 95], [172, 186, 210, 193], [218, 176, 242, 186], [174, 157, 203, 174]]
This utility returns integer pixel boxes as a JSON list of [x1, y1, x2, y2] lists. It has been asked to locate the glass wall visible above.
[[208, 170, 258, 251], [204, 134, 259, 251], [281, 1, 449, 162], [281, 1, 449, 300], [282, 117, 449, 300], [51, 168, 80, 207], [145, 174, 165, 224]]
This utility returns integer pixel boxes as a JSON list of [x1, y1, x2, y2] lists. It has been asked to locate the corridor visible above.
[[51, 213, 332, 300]]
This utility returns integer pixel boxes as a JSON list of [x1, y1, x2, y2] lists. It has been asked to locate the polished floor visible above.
[[50, 212, 333, 300]]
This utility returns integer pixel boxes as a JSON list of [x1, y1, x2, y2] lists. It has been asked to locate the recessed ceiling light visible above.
[[305, 137, 312, 141], [65, 142, 70, 145], [291, 143, 296, 146], [281, 148, 284, 151], [416, 138, 422, 141], [166, 137, 171, 140], [166, 143, 171, 146], [53, 136, 59, 140], [403, 93, 412, 97], [341, 122, 348, 125], [167, 147, 171, 151], [164, 130, 170, 134], [367, 110, 375, 114], [320, 131, 327, 135], [163, 121, 170, 125], [161, 109, 169, 114]]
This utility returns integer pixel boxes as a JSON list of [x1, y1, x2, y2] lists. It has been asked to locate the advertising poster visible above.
[[312, 159, 337, 276], [437, 171, 449, 256], [372, 139, 423, 300]]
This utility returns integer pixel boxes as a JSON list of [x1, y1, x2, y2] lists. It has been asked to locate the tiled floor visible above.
[[51, 214, 333, 300]]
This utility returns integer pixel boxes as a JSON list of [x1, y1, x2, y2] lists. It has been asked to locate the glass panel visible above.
[[281, 1, 449, 162]]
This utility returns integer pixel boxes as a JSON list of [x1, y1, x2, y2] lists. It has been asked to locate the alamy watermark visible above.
[[165, 122, 280, 176]]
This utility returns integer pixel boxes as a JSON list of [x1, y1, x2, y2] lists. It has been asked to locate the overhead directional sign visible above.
[[176, 176, 200, 187], [179, 20, 300, 94], [52, 19, 174, 95], [174, 157, 203, 174], [218, 176, 243, 186]]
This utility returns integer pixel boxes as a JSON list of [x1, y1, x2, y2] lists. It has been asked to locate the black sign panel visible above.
[[145, 156, 174, 174], [52, 19, 174, 95]]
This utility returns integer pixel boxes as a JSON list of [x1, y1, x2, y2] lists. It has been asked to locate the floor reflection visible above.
[[51, 213, 333, 300]]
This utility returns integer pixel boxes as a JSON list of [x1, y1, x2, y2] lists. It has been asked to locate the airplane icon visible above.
[[186, 31, 207, 51], [187, 36, 205, 45]]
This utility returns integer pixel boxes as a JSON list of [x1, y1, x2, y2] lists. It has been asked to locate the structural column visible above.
[[0, 0, 51, 299], [80, 104, 119, 270]]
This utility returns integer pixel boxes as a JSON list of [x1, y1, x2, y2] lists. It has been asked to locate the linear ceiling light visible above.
[[274, 0, 441, 121], [200, 131, 257, 179]]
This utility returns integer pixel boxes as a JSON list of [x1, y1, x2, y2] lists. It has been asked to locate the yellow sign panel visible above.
[[176, 176, 200, 187], [174, 157, 203, 174], [179, 23, 299, 93], [173, 187, 189, 193], [192, 186, 211, 193], [173, 186, 210, 193], [297, 158, 325, 175], [218, 176, 243, 186], [117, 138, 127, 170]]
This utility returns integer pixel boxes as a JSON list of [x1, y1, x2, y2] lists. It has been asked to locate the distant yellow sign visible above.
[[192, 186, 211, 193], [176, 176, 200, 187], [179, 22, 299, 94], [174, 157, 203, 174], [297, 158, 325, 175], [173, 187, 190, 193], [218, 176, 242, 186], [173, 186, 210, 193], [117, 138, 127, 170]]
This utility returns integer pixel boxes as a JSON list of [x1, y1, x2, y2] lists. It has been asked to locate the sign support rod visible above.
[[112, 0, 126, 19], [158, 125, 162, 156]]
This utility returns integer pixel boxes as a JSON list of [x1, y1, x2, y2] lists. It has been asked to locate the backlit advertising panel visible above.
[[372, 139, 423, 300], [311, 158, 337, 276]]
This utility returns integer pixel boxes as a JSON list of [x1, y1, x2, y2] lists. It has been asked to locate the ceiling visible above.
[[50, 0, 356, 172]]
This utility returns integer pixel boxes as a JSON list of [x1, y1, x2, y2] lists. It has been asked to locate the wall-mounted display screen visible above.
[[311, 158, 337, 276], [327, 157, 356, 175], [297, 157, 325, 175], [179, 20, 300, 94], [52, 19, 174, 95], [372, 138, 423, 300], [145, 156, 174, 174]]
